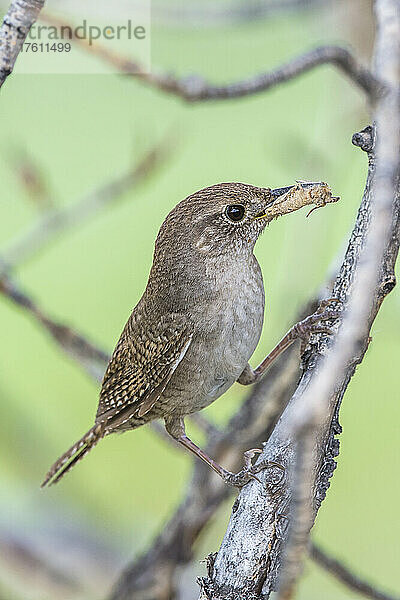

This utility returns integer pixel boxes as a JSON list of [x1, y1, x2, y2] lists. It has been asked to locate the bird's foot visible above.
[[296, 298, 342, 354], [221, 449, 285, 488]]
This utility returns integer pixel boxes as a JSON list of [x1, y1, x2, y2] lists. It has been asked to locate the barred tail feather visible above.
[[41, 423, 105, 487]]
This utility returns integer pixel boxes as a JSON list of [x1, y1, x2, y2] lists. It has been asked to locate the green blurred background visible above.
[[0, 1, 398, 598]]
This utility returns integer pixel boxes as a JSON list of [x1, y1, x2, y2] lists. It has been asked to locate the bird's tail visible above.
[[41, 423, 105, 487]]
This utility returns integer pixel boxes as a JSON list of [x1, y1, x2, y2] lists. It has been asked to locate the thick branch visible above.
[[276, 1, 400, 597], [0, 0, 45, 88]]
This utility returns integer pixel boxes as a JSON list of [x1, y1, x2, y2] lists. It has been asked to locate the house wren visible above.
[[42, 181, 338, 487]]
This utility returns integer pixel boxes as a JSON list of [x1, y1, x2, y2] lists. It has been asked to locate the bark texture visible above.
[[0, 0, 45, 87]]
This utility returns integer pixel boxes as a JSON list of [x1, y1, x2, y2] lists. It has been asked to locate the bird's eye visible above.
[[225, 204, 246, 222]]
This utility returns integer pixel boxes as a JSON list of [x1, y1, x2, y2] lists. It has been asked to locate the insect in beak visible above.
[[254, 181, 325, 220]]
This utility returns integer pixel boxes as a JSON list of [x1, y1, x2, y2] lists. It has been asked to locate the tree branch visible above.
[[39, 13, 381, 102], [9, 147, 55, 211], [0, 0, 45, 88], [276, 0, 400, 596], [0, 273, 108, 381], [310, 544, 400, 600]]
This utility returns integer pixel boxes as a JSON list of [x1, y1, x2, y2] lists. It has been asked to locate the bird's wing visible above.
[[96, 312, 192, 427]]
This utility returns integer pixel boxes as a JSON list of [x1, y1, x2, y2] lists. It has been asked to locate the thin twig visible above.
[[39, 13, 381, 102], [0, 139, 169, 273], [8, 148, 55, 210], [310, 544, 400, 600], [0, 0, 45, 88], [0, 535, 83, 597]]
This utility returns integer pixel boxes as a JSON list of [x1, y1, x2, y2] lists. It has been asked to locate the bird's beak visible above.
[[270, 184, 297, 200], [255, 181, 325, 219]]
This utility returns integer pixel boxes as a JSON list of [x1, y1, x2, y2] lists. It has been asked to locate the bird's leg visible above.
[[238, 299, 341, 385], [164, 417, 284, 487]]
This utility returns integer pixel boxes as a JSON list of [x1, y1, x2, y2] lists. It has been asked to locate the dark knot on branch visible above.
[[352, 125, 375, 154]]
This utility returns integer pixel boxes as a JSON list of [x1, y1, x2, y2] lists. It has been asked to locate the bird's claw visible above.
[[296, 298, 342, 353], [316, 297, 342, 313], [222, 449, 285, 488]]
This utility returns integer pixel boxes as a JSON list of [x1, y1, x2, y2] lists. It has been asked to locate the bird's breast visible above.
[[157, 253, 265, 417], [200, 256, 265, 372], [180, 255, 265, 411]]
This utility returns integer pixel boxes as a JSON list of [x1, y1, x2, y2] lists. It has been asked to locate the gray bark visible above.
[[0, 0, 45, 88]]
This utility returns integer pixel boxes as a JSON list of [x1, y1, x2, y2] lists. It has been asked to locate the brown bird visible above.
[[42, 182, 336, 487]]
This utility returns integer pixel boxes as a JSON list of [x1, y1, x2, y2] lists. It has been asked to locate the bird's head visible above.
[[157, 182, 310, 257]]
